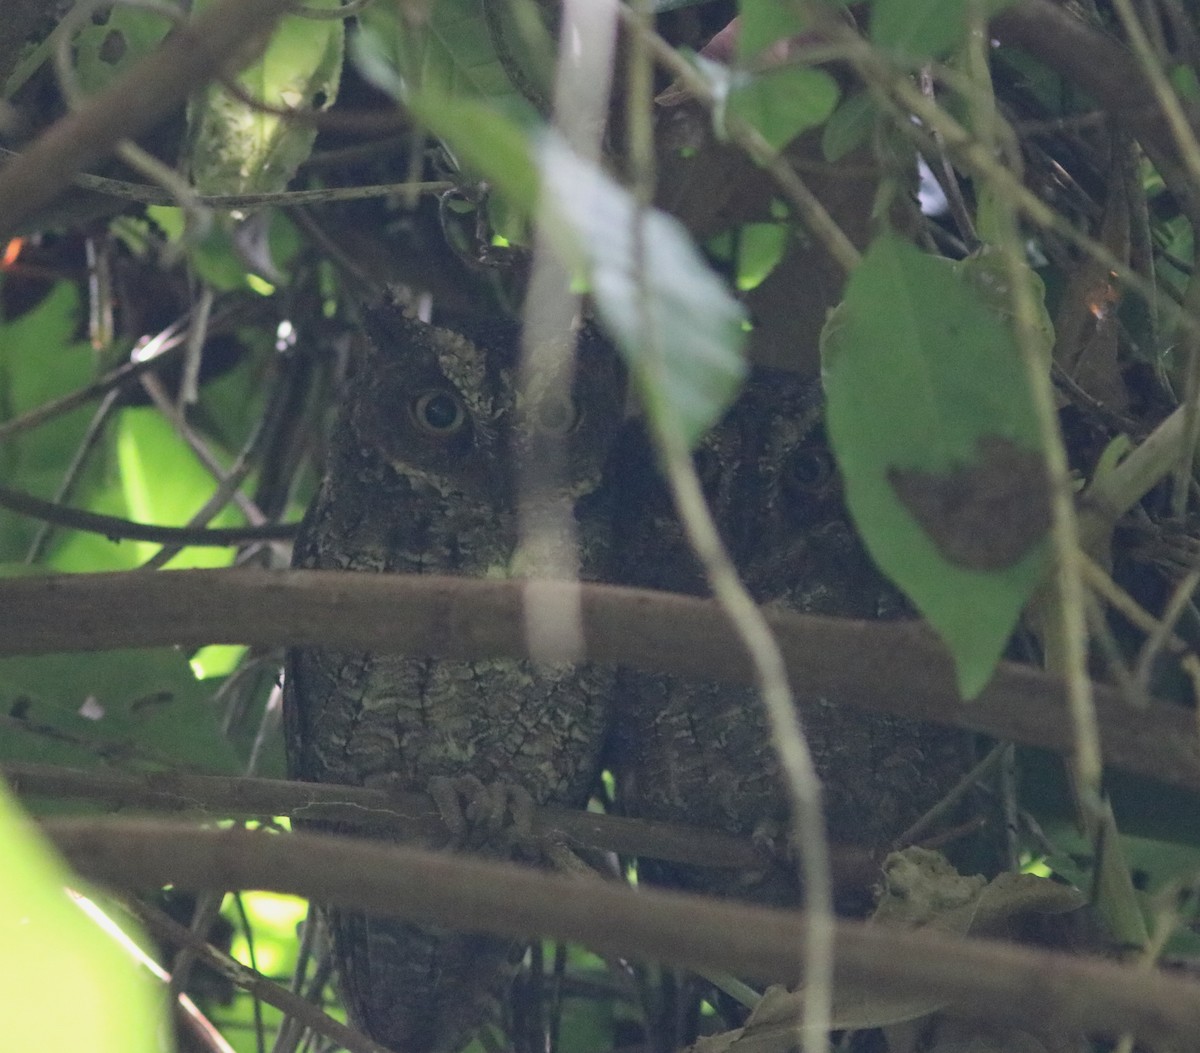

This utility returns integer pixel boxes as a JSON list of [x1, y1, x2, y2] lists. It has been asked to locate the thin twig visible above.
[[24, 389, 122, 564], [140, 347, 303, 569], [622, 10, 836, 1048], [0, 484, 296, 545], [616, 4, 860, 277], [893, 743, 1008, 849], [138, 373, 269, 525], [0, 149, 456, 210], [129, 897, 395, 1053]]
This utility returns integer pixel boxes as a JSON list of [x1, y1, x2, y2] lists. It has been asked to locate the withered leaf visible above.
[[887, 435, 1050, 572]]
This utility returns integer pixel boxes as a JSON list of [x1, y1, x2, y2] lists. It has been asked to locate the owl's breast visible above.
[[289, 646, 611, 807], [293, 472, 522, 577]]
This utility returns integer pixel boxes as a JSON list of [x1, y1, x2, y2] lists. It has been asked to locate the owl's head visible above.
[[614, 368, 899, 617], [346, 303, 624, 508], [714, 371, 901, 616]]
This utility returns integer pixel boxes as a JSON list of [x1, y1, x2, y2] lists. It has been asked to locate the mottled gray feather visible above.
[[284, 304, 621, 1052], [609, 369, 976, 911]]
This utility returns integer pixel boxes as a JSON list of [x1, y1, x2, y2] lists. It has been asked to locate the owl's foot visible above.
[[428, 774, 537, 855], [751, 817, 791, 865]]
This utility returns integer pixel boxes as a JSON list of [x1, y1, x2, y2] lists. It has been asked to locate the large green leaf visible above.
[[821, 234, 1050, 697], [187, 0, 344, 195], [0, 782, 165, 1053], [352, 5, 542, 227], [34, 406, 246, 575], [0, 648, 241, 783], [869, 0, 1019, 62], [737, 0, 807, 61], [73, 7, 172, 96], [353, 0, 545, 126], [726, 65, 840, 151], [407, 93, 541, 217], [537, 136, 748, 448]]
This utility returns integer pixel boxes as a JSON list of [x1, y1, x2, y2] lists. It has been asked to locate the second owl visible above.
[[609, 369, 978, 911]]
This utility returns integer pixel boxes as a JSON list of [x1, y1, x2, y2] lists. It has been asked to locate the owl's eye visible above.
[[783, 444, 835, 494], [533, 395, 580, 436], [411, 390, 467, 436]]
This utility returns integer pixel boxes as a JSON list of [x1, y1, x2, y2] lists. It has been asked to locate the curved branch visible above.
[[46, 817, 1200, 1047], [2, 569, 1198, 795]]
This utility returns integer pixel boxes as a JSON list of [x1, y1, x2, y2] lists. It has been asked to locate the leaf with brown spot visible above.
[[888, 436, 1051, 571]]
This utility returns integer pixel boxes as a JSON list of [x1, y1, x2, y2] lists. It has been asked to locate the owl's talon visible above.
[[750, 818, 790, 864], [428, 774, 474, 840], [427, 775, 537, 852]]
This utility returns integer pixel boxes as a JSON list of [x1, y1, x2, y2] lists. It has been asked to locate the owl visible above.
[[283, 302, 623, 1053], [609, 369, 977, 912]]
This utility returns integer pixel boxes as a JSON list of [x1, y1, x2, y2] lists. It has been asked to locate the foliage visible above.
[[4, 0, 1200, 1049], [0, 780, 164, 1053], [823, 236, 1049, 696]]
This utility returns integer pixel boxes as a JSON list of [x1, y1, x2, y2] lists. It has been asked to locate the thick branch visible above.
[[3, 569, 1198, 794], [3, 762, 876, 885], [47, 818, 1200, 1048]]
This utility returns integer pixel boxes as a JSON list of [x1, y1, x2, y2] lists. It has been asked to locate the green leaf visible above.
[[0, 783, 165, 1053], [352, 8, 541, 224], [737, 0, 807, 61], [72, 8, 171, 95], [227, 891, 309, 978], [1170, 64, 1200, 105], [537, 136, 747, 448], [736, 222, 788, 290], [822, 91, 877, 163], [726, 66, 840, 151], [187, 0, 344, 195], [40, 406, 246, 574], [870, 0, 967, 61], [408, 94, 541, 217], [951, 249, 1054, 364], [821, 234, 1050, 697], [870, 0, 1019, 62], [0, 283, 92, 473], [353, 0, 543, 125], [0, 647, 241, 780], [148, 209, 292, 292], [107, 407, 243, 571], [0, 282, 104, 563]]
